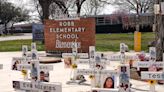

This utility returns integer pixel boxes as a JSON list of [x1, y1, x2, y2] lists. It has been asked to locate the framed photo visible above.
[[64, 57, 72, 68], [149, 47, 156, 61], [13, 81, 20, 89], [31, 62, 38, 81], [31, 43, 36, 50], [22, 45, 28, 57], [89, 46, 95, 59], [40, 71, 49, 82], [31, 51, 38, 60], [102, 76, 115, 89], [119, 65, 130, 92], [72, 42, 78, 56]]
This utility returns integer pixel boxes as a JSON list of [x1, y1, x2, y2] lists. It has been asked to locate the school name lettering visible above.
[[50, 27, 85, 33], [49, 21, 86, 33], [56, 40, 81, 48], [56, 34, 79, 39]]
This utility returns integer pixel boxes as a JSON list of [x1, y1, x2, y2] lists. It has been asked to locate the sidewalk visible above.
[[0, 33, 32, 41], [0, 52, 164, 92]]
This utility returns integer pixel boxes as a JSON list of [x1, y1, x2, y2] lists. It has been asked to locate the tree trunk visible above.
[[155, 0, 164, 61], [4, 23, 7, 35], [38, 0, 52, 22]]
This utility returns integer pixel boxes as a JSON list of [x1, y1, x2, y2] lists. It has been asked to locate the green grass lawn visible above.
[[96, 32, 155, 52], [0, 32, 155, 52], [0, 40, 44, 52]]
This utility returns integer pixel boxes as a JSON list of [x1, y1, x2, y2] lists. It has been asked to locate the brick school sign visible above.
[[44, 18, 95, 55]]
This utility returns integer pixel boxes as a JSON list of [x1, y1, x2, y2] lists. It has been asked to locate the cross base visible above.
[[66, 79, 87, 85]]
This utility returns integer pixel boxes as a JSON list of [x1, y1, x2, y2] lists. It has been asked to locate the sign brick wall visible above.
[[44, 18, 95, 54]]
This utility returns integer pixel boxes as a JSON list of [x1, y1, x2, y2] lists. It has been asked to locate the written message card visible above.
[[13, 81, 62, 92]]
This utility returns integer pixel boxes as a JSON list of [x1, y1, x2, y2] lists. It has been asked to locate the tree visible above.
[[0, 1, 29, 34], [113, 0, 154, 14], [81, 0, 110, 15], [154, 0, 164, 61], [33, 0, 70, 22]]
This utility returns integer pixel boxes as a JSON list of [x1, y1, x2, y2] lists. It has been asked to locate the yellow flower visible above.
[[21, 69, 27, 76], [71, 64, 77, 69], [95, 84, 100, 88], [89, 75, 95, 79], [148, 80, 156, 85]]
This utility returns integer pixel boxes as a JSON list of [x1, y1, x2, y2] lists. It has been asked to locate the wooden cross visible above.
[[12, 43, 62, 92], [133, 47, 164, 92]]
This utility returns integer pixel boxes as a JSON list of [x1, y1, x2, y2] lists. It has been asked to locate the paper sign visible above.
[[62, 53, 88, 58], [12, 80, 62, 92], [141, 72, 164, 80], [76, 69, 119, 76], [109, 55, 138, 61], [17, 64, 53, 71], [76, 59, 90, 64], [91, 88, 119, 92], [133, 62, 164, 68]]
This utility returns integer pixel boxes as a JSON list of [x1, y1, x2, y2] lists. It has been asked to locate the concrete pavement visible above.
[[0, 33, 32, 41], [0, 52, 164, 92]]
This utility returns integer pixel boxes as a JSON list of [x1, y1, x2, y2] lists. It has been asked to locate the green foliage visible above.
[[0, 1, 29, 33], [96, 32, 155, 52], [0, 40, 44, 52], [0, 32, 154, 52]]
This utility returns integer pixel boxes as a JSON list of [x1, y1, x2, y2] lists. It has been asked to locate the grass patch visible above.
[[0, 32, 155, 52], [96, 32, 155, 52], [0, 39, 44, 52]]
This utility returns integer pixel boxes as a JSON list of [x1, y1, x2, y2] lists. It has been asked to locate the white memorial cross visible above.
[[11, 45, 31, 72], [65, 42, 90, 84], [12, 43, 62, 92], [133, 47, 164, 92], [62, 41, 88, 59], [107, 43, 138, 62], [76, 46, 110, 68], [53, 8, 80, 20], [76, 53, 120, 92], [118, 43, 131, 92]]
